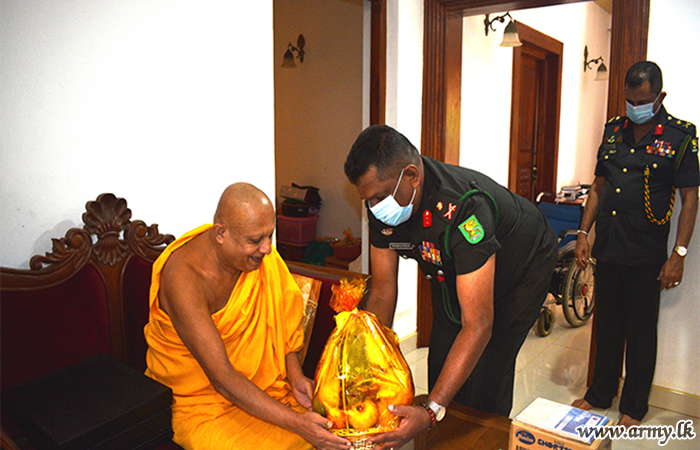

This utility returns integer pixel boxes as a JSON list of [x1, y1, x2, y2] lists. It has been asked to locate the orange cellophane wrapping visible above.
[[313, 278, 414, 440]]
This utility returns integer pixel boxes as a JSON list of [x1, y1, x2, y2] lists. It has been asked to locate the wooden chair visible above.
[[1, 193, 177, 449], [0, 193, 367, 449]]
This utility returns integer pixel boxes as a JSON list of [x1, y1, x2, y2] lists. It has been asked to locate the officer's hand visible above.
[[367, 404, 432, 450], [574, 234, 590, 270], [658, 255, 684, 290]]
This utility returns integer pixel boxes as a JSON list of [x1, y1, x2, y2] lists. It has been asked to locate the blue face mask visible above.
[[369, 167, 417, 226], [626, 92, 661, 124]]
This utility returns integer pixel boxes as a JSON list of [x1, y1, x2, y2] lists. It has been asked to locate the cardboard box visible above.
[[509, 398, 612, 450]]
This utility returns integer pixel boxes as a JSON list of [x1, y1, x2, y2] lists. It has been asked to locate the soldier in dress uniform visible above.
[[572, 61, 699, 428], [343, 125, 558, 448]]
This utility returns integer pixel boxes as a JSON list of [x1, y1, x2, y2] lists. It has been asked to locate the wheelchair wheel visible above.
[[562, 258, 596, 327], [535, 307, 554, 337]]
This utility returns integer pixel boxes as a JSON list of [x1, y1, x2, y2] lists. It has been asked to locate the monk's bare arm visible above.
[[286, 352, 314, 410], [159, 263, 350, 449]]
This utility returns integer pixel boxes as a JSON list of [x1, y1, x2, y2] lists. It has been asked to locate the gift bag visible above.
[[312, 278, 414, 447]]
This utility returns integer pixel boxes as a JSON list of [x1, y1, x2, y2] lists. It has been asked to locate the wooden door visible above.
[[514, 51, 545, 201], [508, 22, 562, 202]]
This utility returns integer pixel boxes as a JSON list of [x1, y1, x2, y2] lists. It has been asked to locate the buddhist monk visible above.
[[144, 183, 353, 450]]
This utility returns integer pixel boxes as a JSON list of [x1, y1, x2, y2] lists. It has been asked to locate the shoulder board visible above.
[[667, 117, 697, 135], [606, 116, 625, 125]]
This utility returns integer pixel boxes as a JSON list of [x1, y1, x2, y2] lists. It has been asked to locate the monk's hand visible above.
[[367, 404, 431, 449], [290, 375, 314, 410], [294, 411, 354, 450]]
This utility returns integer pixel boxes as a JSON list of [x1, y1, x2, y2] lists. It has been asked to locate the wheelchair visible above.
[[534, 193, 596, 337]]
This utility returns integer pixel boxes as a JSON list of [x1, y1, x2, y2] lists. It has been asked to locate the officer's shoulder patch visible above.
[[692, 137, 698, 153], [606, 116, 624, 125], [457, 214, 484, 244]]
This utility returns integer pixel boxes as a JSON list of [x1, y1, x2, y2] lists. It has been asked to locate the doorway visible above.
[[273, 0, 365, 255], [508, 22, 562, 202]]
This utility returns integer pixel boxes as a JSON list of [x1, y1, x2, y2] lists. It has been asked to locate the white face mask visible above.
[[369, 167, 417, 226], [626, 92, 661, 124]]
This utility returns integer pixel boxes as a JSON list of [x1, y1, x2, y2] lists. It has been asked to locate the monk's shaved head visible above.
[[214, 183, 274, 229]]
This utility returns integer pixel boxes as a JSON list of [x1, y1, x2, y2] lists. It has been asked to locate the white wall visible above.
[[648, 0, 700, 398], [385, 0, 424, 340], [460, 2, 611, 188], [274, 0, 363, 242], [1, 0, 276, 268]]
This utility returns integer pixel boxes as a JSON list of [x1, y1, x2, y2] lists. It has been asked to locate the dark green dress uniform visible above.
[[368, 156, 558, 417], [584, 106, 699, 421]]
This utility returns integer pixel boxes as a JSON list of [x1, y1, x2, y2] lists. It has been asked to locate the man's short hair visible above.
[[344, 125, 420, 184], [625, 61, 663, 94]]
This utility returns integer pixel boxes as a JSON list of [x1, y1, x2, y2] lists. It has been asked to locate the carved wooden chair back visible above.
[[0, 193, 174, 389]]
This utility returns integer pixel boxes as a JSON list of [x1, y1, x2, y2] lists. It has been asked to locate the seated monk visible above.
[[144, 183, 352, 450]]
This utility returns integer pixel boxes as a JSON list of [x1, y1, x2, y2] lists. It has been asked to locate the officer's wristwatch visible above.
[[674, 245, 688, 257], [424, 399, 447, 422]]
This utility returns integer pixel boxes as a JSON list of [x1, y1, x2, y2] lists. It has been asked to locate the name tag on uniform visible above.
[[389, 243, 414, 251]]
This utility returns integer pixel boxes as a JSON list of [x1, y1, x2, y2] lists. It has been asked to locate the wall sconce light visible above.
[[484, 12, 522, 47], [281, 34, 306, 68], [584, 45, 608, 81]]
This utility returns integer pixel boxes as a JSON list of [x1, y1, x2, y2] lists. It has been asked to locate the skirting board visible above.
[[649, 385, 700, 419], [619, 378, 700, 419]]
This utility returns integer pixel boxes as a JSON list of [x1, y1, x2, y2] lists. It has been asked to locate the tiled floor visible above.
[[405, 304, 700, 449]]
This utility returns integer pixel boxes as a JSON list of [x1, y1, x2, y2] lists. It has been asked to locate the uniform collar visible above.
[[419, 156, 441, 209]]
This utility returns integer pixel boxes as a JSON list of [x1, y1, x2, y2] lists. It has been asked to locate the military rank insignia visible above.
[[419, 241, 442, 266], [458, 214, 484, 244], [646, 140, 675, 158], [692, 138, 698, 153], [381, 228, 393, 236], [443, 202, 457, 220], [423, 209, 432, 228]]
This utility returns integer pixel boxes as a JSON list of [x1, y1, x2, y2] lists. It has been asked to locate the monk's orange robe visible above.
[[144, 225, 313, 450]]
